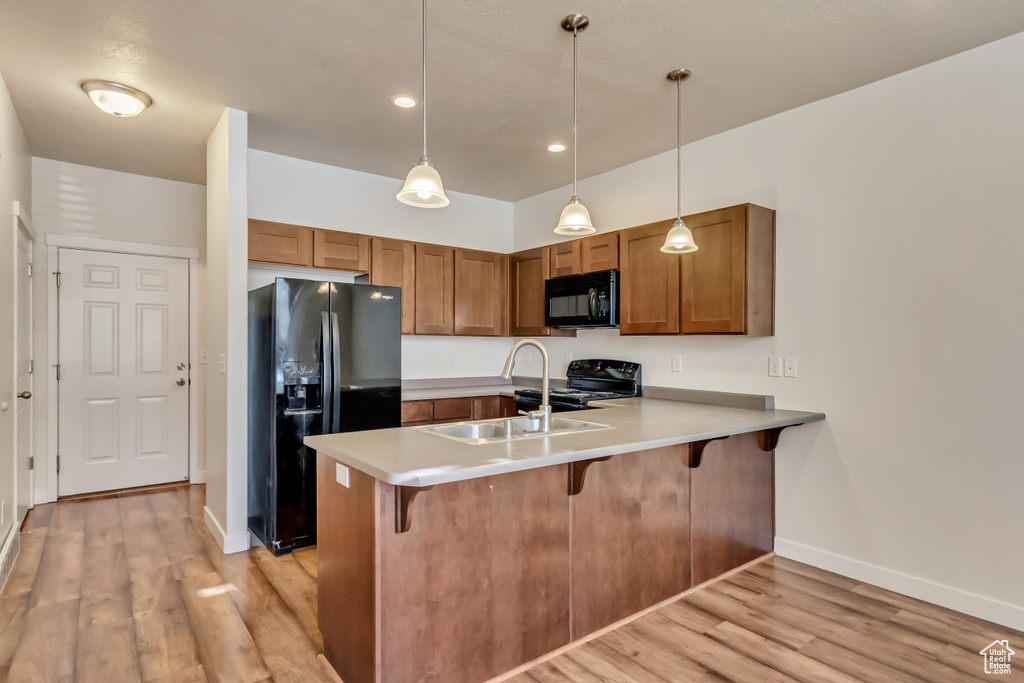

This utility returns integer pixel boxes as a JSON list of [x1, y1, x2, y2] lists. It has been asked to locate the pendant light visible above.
[[554, 14, 597, 236], [397, 0, 450, 208], [661, 69, 698, 254]]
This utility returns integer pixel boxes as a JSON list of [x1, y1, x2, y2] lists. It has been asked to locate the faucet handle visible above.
[[518, 410, 530, 417]]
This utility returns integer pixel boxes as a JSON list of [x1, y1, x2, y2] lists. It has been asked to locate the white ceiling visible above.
[[2, 1, 1023, 201]]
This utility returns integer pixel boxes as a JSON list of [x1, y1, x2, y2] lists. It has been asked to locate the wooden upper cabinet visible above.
[[370, 237, 416, 335], [581, 232, 619, 273], [313, 229, 370, 272], [248, 220, 313, 267], [509, 247, 551, 337], [619, 220, 681, 335], [454, 249, 508, 337], [548, 241, 582, 278], [414, 244, 455, 335], [680, 204, 775, 336]]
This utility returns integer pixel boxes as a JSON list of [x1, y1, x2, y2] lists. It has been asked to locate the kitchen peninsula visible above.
[[305, 394, 824, 683]]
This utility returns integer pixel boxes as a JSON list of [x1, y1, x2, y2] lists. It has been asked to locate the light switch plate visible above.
[[564, 352, 573, 364], [218, 353, 226, 375], [336, 463, 350, 488], [768, 357, 781, 377], [671, 355, 683, 373], [199, 350, 208, 365], [447, 352, 455, 366], [784, 358, 798, 378]]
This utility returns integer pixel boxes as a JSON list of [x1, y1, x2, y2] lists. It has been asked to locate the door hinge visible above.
[[56, 455, 60, 473], [27, 263, 33, 277], [54, 271, 61, 288], [28, 457, 33, 471], [28, 359, 33, 374], [54, 364, 61, 381]]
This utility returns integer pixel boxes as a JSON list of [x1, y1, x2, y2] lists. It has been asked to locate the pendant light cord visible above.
[[676, 75, 681, 220], [573, 26, 578, 197], [422, 0, 427, 159]]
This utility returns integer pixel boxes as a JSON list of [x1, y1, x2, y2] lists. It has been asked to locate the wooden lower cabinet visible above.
[[400, 400, 432, 426], [431, 397, 472, 422], [316, 432, 776, 683], [403, 395, 516, 426]]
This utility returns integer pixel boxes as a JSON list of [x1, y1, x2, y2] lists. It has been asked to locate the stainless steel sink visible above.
[[417, 416, 612, 445]]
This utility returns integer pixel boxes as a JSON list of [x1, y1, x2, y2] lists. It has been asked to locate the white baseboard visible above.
[[775, 538, 1024, 631], [203, 505, 250, 555], [190, 470, 207, 485]]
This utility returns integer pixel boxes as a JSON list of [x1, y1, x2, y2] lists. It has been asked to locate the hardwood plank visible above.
[[148, 490, 192, 523], [179, 571, 271, 683], [158, 517, 217, 580], [76, 616, 143, 683], [0, 593, 29, 673], [134, 605, 202, 682], [7, 598, 80, 682], [250, 545, 322, 651], [767, 556, 862, 591], [566, 640, 672, 682], [291, 546, 318, 580], [83, 497, 124, 547], [79, 541, 133, 627], [600, 622, 732, 682], [27, 530, 84, 608], [684, 583, 817, 649], [128, 565, 186, 616], [21, 502, 54, 531], [5, 526, 48, 596], [796, 637, 928, 683], [747, 561, 900, 621], [49, 499, 88, 535], [706, 621, 862, 683], [148, 665, 209, 683]]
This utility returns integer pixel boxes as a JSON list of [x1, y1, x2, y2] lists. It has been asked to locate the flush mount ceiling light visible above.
[[80, 80, 152, 117], [661, 69, 699, 254], [547, 143, 566, 152], [392, 95, 417, 108], [553, 13, 597, 236], [396, 0, 450, 208]]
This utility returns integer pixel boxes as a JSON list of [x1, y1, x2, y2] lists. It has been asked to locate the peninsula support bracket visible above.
[[756, 427, 789, 452], [568, 456, 613, 495], [395, 485, 434, 534], [686, 436, 730, 468]]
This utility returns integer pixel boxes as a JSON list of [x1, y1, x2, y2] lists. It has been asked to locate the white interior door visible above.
[[58, 248, 190, 495], [15, 224, 33, 520]]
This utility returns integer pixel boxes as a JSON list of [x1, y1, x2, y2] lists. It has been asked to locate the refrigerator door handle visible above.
[[321, 311, 332, 435], [331, 312, 342, 433]]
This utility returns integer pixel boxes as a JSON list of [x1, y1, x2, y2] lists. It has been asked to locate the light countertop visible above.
[[305, 397, 825, 487]]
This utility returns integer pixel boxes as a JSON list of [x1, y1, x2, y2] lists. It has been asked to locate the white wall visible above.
[[0, 71, 31, 547], [204, 109, 250, 553], [248, 150, 516, 379], [513, 33, 1024, 628], [30, 158, 207, 501]]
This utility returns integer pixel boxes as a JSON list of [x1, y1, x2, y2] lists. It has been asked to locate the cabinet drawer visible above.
[[432, 398, 473, 422], [401, 401, 433, 425]]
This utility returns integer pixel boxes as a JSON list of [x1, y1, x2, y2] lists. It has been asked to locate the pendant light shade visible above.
[[397, 0, 450, 208], [554, 14, 597, 237], [661, 69, 698, 254]]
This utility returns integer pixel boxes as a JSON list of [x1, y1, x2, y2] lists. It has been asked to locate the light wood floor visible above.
[[1, 485, 1021, 682]]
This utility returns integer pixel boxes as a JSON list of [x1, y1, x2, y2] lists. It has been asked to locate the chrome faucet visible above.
[[500, 339, 551, 432]]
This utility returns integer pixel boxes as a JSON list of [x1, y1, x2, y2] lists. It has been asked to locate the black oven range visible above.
[[514, 359, 642, 413]]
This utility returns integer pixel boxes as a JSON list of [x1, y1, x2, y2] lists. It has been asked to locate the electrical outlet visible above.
[[784, 358, 798, 378], [199, 350, 208, 365], [525, 350, 533, 366], [447, 352, 455, 366], [336, 463, 350, 488], [1, 501, 5, 528], [768, 357, 781, 377], [671, 355, 683, 373], [564, 352, 573, 364], [218, 353, 226, 375]]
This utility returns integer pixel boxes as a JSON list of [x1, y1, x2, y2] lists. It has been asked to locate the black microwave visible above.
[[544, 270, 619, 329]]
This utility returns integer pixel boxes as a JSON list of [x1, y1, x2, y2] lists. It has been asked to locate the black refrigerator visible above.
[[248, 278, 402, 555]]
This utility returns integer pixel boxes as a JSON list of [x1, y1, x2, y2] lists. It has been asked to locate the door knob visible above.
[[17, 391, 31, 399], [176, 378, 186, 387], [177, 362, 186, 371]]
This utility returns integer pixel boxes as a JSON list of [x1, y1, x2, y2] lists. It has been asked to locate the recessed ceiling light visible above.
[[392, 95, 418, 109], [81, 80, 152, 117], [547, 143, 567, 152]]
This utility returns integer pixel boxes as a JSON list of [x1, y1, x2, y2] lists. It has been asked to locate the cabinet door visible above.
[[549, 241, 582, 278], [619, 220, 681, 335], [509, 247, 551, 337], [680, 206, 747, 334], [401, 400, 433, 426], [248, 220, 313, 267], [432, 398, 473, 423], [454, 249, 508, 337], [414, 244, 455, 335], [313, 229, 370, 272], [471, 396, 501, 420], [582, 232, 619, 273], [371, 237, 416, 335]]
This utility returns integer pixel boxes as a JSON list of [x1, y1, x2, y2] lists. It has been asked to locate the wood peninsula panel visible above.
[[370, 237, 416, 334], [681, 203, 775, 335], [570, 445, 691, 638], [313, 229, 370, 272], [581, 232, 619, 273], [248, 220, 313, 267], [316, 455, 379, 683], [619, 219, 681, 334], [454, 249, 508, 336], [509, 247, 551, 336], [414, 244, 455, 335], [548, 241, 582, 278], [689, 431, 774, 584], [377, 467, 571, 683]]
